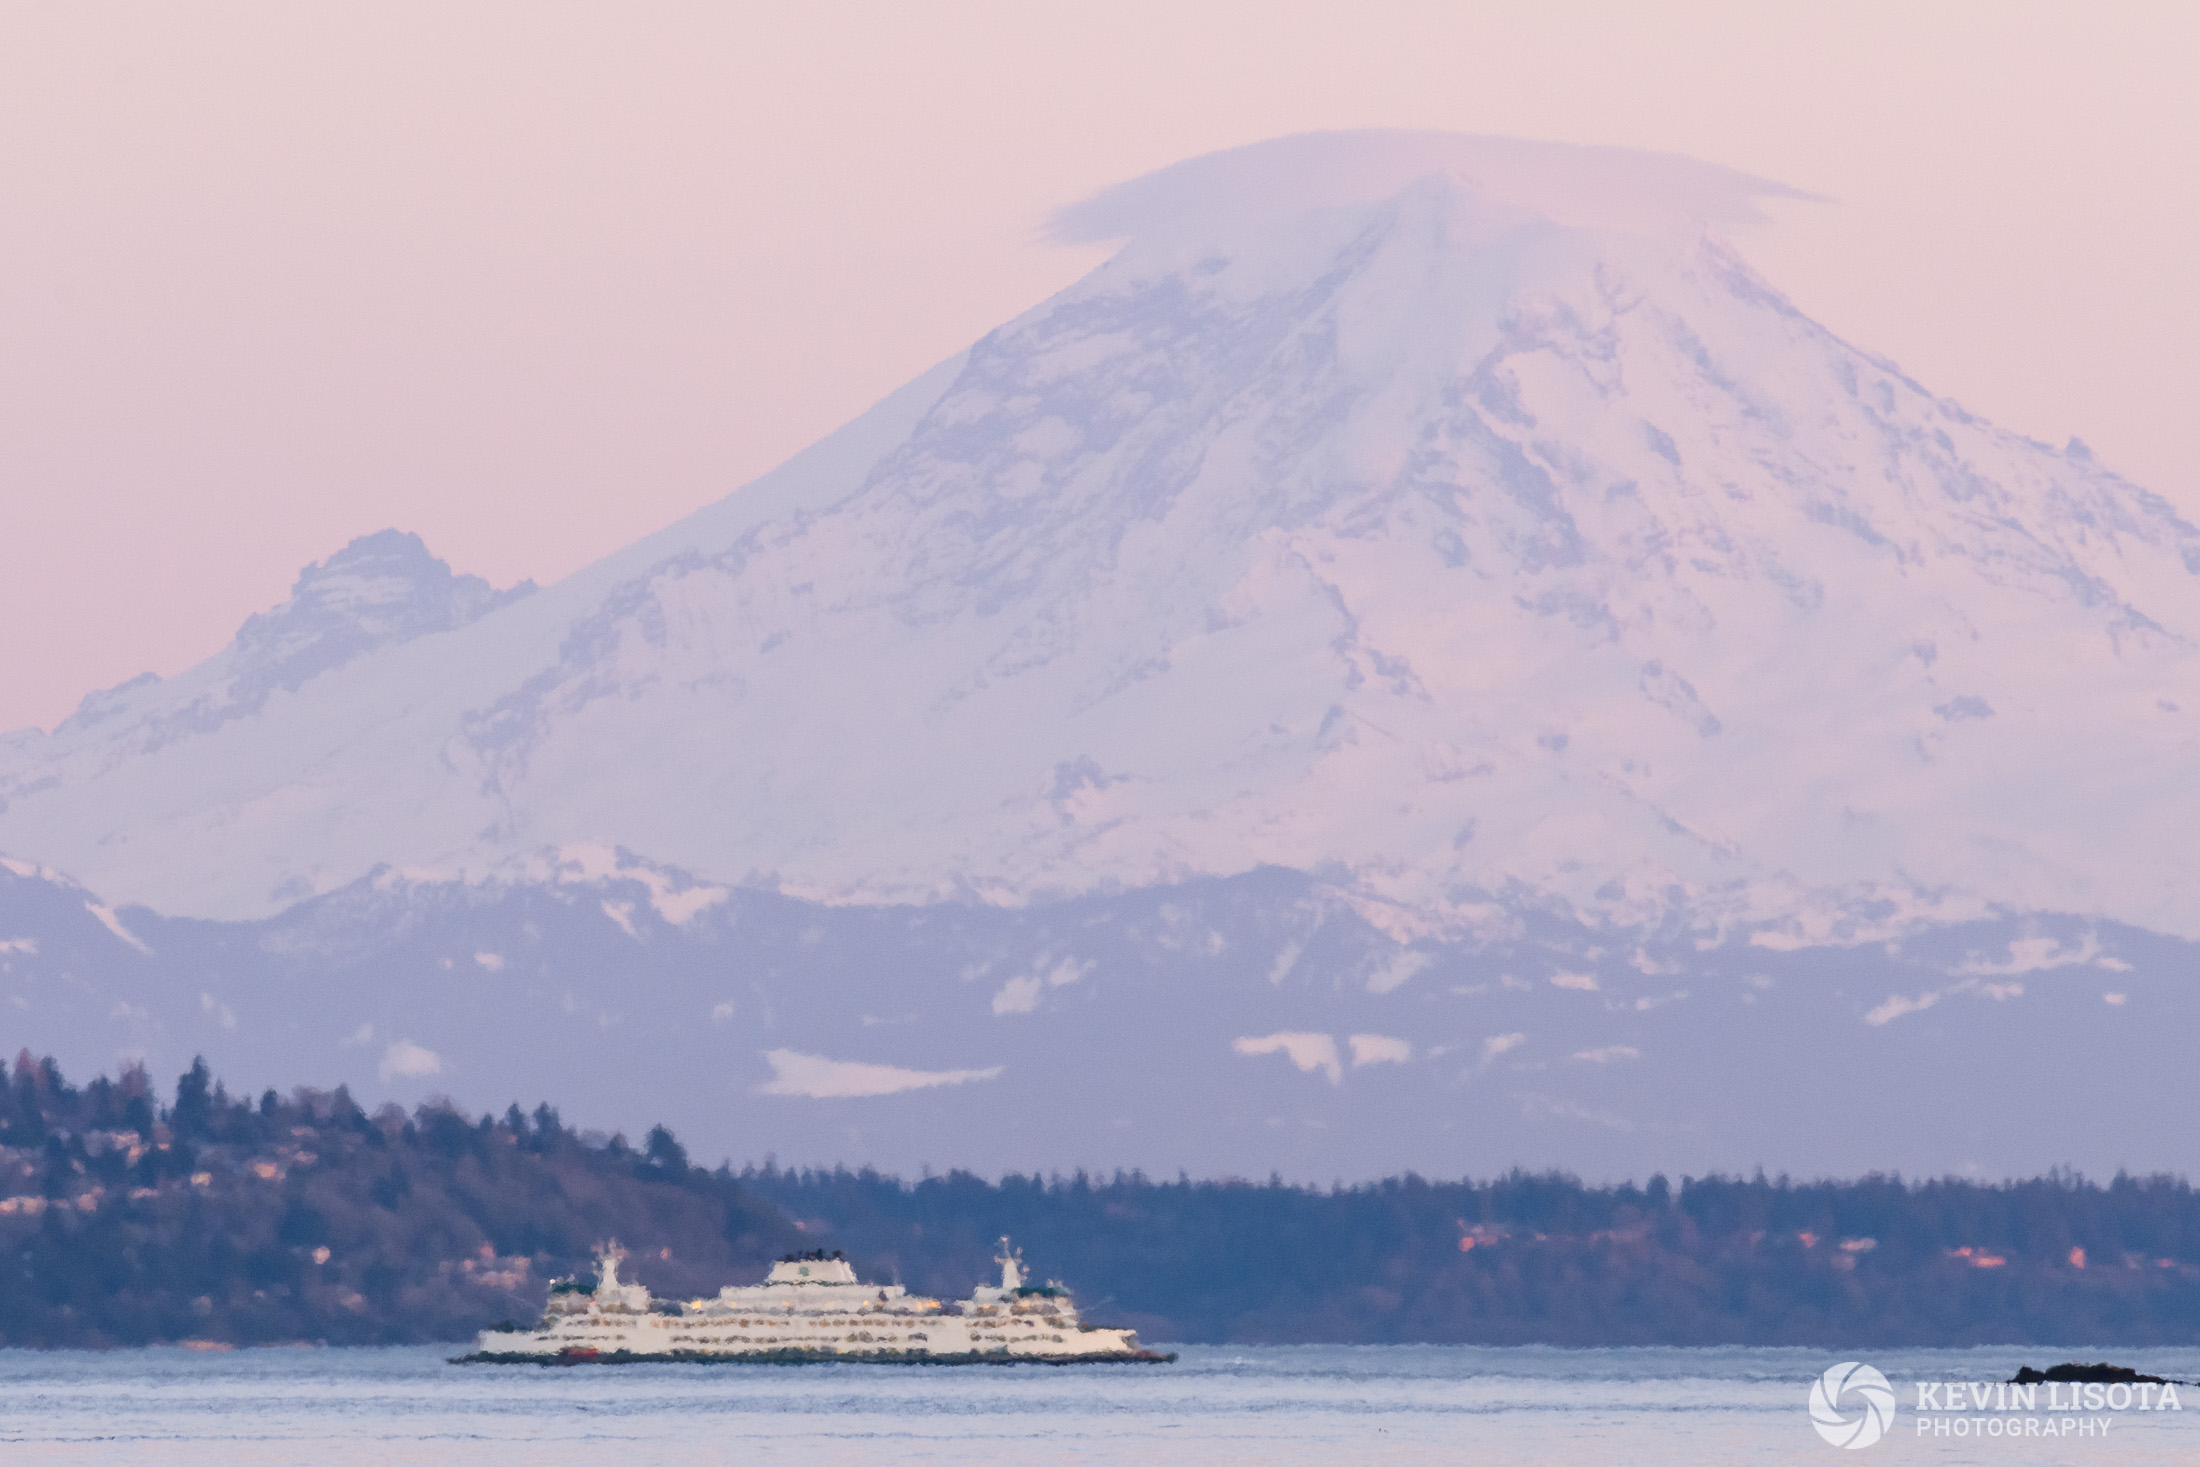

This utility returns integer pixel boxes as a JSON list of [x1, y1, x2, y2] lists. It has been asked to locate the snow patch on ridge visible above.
[[1955, 933, 2099, 975], [991, 956, 1093, 1015], [1481, 1033, 1528, 1065], [1348, 1034, 1412, 1068], [1365, 951, 1434, 995], [379, 1039, 443, 1080], [991, 976, 1042, 1015], [365, 845, 729, 933], [84, 902, 151, 955], [756, 1050, 1004, 1099], [1234, 1032, 1343, 1084]]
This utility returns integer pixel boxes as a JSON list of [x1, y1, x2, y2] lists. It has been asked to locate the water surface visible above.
[[4, 1343, 2197, 1464]]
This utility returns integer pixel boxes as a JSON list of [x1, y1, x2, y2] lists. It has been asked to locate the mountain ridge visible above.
[[3, 846, 2191, 1180]]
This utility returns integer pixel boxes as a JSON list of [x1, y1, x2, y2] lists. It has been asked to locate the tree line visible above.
[[0, 1051, 797, 1347], [3, 1050, 2198, 1347], [743, 1164, 2200, 1346]]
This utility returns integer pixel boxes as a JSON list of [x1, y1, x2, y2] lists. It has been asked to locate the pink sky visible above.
[[2, 1, 2194, 733]]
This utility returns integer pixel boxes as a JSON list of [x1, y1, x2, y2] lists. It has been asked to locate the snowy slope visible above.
[[3, 131, 2196, 950], [0, 355, 963, 915]]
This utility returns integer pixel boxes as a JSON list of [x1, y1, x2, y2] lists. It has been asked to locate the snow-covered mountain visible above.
[[2, 132, 2195, 1177], [5, 132, 2194, 940]]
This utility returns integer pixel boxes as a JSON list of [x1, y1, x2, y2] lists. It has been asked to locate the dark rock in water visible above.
[[2010, 1363, 2175, 1386]]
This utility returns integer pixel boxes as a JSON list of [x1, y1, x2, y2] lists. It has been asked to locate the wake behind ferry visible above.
[[458, 1237, 1173, 1365]]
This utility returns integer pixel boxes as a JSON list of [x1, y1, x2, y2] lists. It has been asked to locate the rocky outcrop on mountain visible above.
[[44, 530, 532, 747], [224, 529, 533, 710]]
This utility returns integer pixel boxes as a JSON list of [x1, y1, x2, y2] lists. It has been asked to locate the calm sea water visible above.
[[2, 1343, 2197, 1465]]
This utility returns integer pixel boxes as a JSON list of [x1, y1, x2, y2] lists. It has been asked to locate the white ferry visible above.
[[458, 1237, 1172, 1365]]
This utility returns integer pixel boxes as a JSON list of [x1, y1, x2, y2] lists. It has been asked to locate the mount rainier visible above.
[[1, 133, 2192, 1179]]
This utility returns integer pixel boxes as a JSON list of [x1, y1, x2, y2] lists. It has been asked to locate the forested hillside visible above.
[[6, 1052, 2200, 1349], [746, 1165, 2200, 1347], [0, 1053, 798, 1347]]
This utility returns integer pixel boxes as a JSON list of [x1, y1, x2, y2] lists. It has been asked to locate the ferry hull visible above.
[[455, 1346, 1176, 1366]]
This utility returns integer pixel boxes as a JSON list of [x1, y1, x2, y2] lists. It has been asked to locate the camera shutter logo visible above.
[[1810, 1362, 1896, 1448]]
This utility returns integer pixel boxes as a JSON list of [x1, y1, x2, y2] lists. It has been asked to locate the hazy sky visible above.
[[2, 2, 2194, 734]]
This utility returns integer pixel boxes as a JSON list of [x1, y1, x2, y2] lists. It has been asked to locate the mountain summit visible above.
[[3, 133, 2196, 942], [3, 133, 2196, 1179]]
